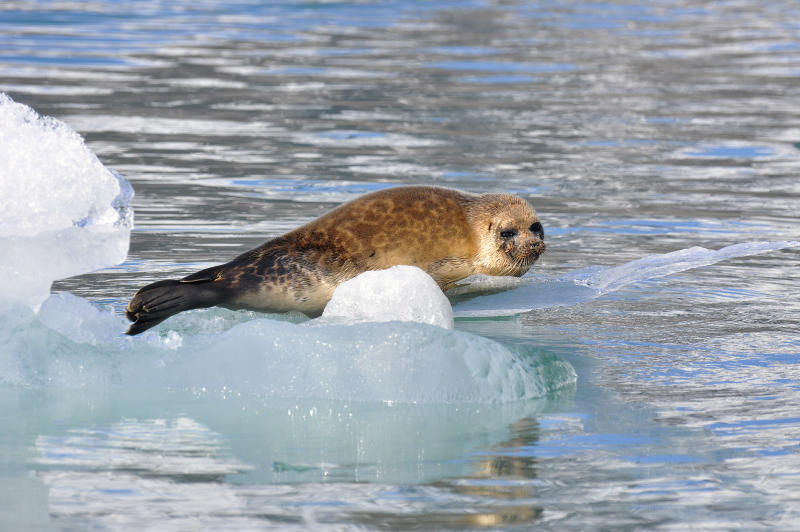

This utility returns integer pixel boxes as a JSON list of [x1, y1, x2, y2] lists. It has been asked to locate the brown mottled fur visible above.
[[125, 186, 544, 335]]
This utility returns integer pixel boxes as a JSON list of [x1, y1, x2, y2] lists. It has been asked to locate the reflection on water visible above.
[[348, 417, 547, 529], [3, 0, 800, 529], [27, 394, 563, 529]]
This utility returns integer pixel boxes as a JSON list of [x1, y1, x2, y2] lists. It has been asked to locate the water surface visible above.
[[2, 0, 800, 529]]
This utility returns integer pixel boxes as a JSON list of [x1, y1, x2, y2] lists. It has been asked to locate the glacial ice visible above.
[[2, 292, 577, 404], [0, 93, 132, 309]]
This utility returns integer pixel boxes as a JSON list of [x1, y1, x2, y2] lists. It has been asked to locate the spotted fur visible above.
[[125, 186, 544, 335]]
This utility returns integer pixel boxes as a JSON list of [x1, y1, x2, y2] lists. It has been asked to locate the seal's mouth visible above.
[[521, 239, 546, 261], [507, 239, 545, 274]]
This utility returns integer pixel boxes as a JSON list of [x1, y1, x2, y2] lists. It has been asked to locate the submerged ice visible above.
[[0, 93, 132, 309]]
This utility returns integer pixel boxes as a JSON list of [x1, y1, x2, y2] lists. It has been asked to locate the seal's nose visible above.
[[518, 236, 545, 261]]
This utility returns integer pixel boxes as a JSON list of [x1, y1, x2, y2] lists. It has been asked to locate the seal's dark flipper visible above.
[[125, 278, 224, 335]]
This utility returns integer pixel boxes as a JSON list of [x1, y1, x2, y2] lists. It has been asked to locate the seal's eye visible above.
[[529, 221, 544, 239], [500, 229, 517, 239]]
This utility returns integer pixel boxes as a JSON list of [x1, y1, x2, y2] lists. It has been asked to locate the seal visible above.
[[125, 186, 545, 335]]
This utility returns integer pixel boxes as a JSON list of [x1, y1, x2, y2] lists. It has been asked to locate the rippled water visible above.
[[3, 0, 800, 529]]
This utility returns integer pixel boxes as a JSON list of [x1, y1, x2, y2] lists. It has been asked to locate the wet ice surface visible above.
[[3, 0, 800, 530], [7, 291, 576, 404], [453, 241, 800, 317]]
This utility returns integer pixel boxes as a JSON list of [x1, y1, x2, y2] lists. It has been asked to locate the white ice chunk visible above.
[[322, 265, 454, 329], [0, 93, 132, 309]]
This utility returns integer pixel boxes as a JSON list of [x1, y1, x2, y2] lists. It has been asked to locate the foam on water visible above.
[[452, 241, 800, 317], [0, 93, 132, 309]]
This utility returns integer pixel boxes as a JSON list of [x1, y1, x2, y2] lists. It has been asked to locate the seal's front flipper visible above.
[[125, 278, 224, 335]]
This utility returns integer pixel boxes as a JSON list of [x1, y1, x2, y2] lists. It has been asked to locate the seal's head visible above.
[[467, 193, 545, 277]]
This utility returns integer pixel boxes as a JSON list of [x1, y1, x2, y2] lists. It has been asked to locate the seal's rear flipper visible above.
[[125, 278, 224, 335]]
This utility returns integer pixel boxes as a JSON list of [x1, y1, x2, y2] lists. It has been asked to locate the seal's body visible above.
[[125, 186, 545, 335]]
